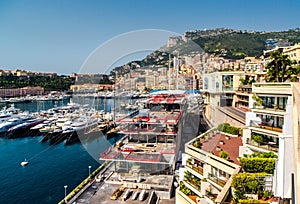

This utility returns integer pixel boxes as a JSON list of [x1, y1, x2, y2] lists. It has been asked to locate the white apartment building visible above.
[[242, 83, 300, 203]]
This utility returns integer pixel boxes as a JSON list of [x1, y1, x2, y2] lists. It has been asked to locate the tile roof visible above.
[[201, 133, 242, 165]]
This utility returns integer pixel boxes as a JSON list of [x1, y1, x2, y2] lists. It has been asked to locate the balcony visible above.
[[250, 120, 283, 133], [186, 161, 204, 176], [183, 178, 201, 192], [252, 83, 292, 95], [207, 173, 227, 187], [253, 104, 286, 113], [183, 171, 202, 197], [205, 190, 218, 202], [247, 138, 278, 152]]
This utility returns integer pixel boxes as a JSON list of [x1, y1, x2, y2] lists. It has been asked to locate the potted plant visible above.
[[206, 187, 214, 198], [251, 133, 263, 146], [219, 150, 229, 160], [186, 158, 192, 165], [193, 138, 202, 149], [252, 94, 263, 109]]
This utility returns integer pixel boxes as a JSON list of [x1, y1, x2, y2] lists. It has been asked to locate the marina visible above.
[[0, 97, 122, 145], [0, 97, 126, 204]]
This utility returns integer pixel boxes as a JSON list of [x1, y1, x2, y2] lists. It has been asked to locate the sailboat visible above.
[[20, 159, 29, 166]]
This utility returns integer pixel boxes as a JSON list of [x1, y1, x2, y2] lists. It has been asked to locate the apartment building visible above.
[[0, 86, 44, 97], [283, 43, 300, 63], [176, 128, 242, 204], [241, 83, 300, 203]]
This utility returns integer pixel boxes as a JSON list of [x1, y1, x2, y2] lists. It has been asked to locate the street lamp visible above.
[[64, 185, 68, 201], [88, 165, 91, 177]]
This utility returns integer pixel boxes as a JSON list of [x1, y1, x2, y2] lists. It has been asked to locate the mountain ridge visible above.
[[110, 28, 300, 77]]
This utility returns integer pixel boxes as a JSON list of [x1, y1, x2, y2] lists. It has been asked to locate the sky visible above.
[[0, 0, 299, 74]]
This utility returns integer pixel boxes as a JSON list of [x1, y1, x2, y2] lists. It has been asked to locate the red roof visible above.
[[201, 133, 242, 165]]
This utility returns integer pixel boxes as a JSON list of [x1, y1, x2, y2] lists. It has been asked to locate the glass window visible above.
[[278, 117, 283, 128]]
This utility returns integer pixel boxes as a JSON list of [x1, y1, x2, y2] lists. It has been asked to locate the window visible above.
[[278, 97, 288, 110], [278, 117, 283, 128], [219, 169, 227, 179]]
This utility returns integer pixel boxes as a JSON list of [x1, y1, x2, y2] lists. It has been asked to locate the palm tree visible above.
[[279, 53, 292, 82], [266, 51, 292, 82]]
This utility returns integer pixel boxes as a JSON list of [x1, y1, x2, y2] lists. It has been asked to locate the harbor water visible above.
[[0, 98, 123, 204]]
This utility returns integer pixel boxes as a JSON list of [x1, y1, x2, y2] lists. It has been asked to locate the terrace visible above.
[[100, 135, 176, 164], [119, 123, 178, 136], [207, 173, 227, 188], [117, 110, 182, 125], [250, 117, 283, 133], [246, 133, 279, 152], [252, 83, 292, 95], [186, 158, 204, 176]]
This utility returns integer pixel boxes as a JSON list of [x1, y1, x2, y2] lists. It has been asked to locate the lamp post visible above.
[[64, 185, 68, 202], [88, 165, 91, 177]]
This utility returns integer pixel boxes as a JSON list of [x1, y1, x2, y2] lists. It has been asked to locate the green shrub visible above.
[[219, 150, 229, 160], [180, 181, 195, 196], [193, 137, 202, 149], [240, 158, 275, 174], [245, 151, 277, 159], [217, 123, 240, 135], [232, 173, 267, 195], [251, 133, 263, 144]]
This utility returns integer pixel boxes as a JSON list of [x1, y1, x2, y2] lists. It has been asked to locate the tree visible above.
[[240, 75, 256, 85], [266, 51, 293, 82]]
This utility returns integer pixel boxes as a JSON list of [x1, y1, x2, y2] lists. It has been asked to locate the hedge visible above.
[[217, 123, 240, 135], [232, 173, 268, 195], [244, 151, 277, 159], [239, 158, 275, 174]]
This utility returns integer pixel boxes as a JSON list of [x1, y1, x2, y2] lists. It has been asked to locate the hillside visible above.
[[111, 28, 300, 77]]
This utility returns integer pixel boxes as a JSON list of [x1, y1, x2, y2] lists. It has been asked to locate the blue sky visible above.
[[0, 0, 299, 74]]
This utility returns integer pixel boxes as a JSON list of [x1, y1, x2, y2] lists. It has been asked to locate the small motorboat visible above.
[[21, 159, 29, 166]]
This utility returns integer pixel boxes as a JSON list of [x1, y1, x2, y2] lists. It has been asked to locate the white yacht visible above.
[[0, 117, 23, 134]]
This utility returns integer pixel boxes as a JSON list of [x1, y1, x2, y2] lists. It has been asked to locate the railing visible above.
[[249, 120, 283, 133], [184, 178, 201, 191], [186, 162, 204, 176], [205, 190, 217, 202], [207, 173, 227, 187], [246, 139, 278, 152], [252, 83, 292, 95], [253, 104, 286, 112]]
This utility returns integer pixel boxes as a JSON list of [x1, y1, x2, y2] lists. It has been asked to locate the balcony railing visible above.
[[253, 104, 286, 112], [184, 178, 201, 191], [207, 173, 227, 187], [205, 190, 217, 201], [250, 120, 283, 133], [186, 162, 204, 176], [247, 139, 278, 152]]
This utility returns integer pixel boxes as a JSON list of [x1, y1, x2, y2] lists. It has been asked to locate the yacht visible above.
[[7, 119, 44, 138], [0, 117, 23, 134]]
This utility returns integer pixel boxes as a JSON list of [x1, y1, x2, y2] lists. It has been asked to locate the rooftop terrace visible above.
[[100, 135, 175, 164]]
